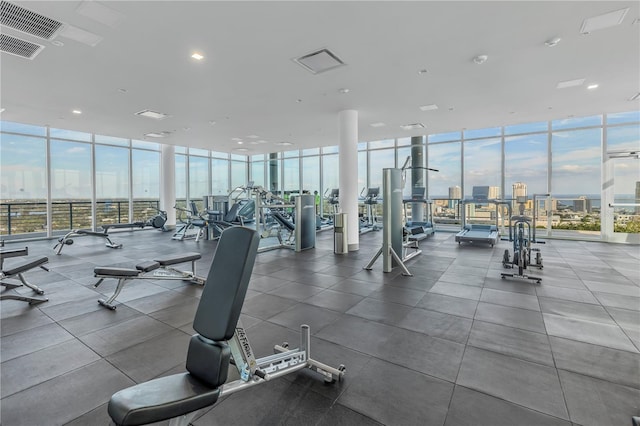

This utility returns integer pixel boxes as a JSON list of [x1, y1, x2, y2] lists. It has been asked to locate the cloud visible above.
[[66, 147, 87, 154]]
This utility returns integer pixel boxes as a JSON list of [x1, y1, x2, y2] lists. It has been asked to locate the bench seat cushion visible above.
[[4, 256, 48, 276], [108, 373, 220, 426], [154, 252, 201, 266], [135, 261, 160, 272], [94, 267, 140, 277]]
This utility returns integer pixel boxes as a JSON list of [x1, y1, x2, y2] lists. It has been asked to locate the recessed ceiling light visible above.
[[400, 123, 425, 130], [231, 137, 243, 141], [257, 140, 268, 144], [338, 88, 350, 94], [628, 92, 640, 101], [0, 108, 5, 113], [472, 55, 488, 64], [417, 69, 428, 75], [544, 37, 562, 47], [237, 141, 244, 145], [51, 40, 64, 47], [118, 88, 127, 94], [72, 109, 82, 114], [135, 109, 170, 120], [370, 122, 386, 128], [144, 132, 166, 138], [191, 52, 204, 60], [419, 104, 439, 111], [587, 84, 599, 90], [276, 142, 293, 146], [234, 148, 249, 152], [208, 120, 216, 125], [556, 78, 585, 89], [247, 135, 259, 139], [581, 8, 629, 34]]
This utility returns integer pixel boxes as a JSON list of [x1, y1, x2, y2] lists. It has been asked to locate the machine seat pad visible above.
[[154, 252, 201, 266], [94, 267, 140, 277], [136, 261, 160, 272], [108, 373, 220, 426], [3, 256, 48, 276], [191, 219, 207, 228]]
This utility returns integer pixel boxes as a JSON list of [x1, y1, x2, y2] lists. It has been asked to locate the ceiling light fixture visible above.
[[72, 109, 82, 114], [51, 40, 64, 47], [418, 69, 428, 75], [628, 92, 640, 101], [191, 52, 204, 60], [234, 148, 249, 152], [237, 141, 243, 145], [580, 8, 629, 34], [370, 122, 386, 128], [247, 135, 259, 139], [0, 108, 5, 113], [544, 37, 562, 47], [135, 109, 170, 120], [472, 55, 488, 64], [587, 84, 599, 90], [118, 88, 127, 94], [208, 120, 216, 125], [419, 104, 439, 111], [556, 78, 585, 89], [400, 123, 425, 130], [338, 88, 350, 94], [276, 142, 293, 146], [144, 132, 167, 138]]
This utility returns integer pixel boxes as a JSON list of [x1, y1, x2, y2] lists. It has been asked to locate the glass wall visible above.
[[95, 144, 130, 224]]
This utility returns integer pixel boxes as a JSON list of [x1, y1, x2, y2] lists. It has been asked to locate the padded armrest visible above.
[[108, 373, 220, 426]]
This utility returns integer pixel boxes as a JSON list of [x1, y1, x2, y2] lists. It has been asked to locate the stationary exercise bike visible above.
[[501, 196, 542, 284]]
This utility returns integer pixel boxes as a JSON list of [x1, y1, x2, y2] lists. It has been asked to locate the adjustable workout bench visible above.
[[54, 228, 123, 255], [93, 252, 205, 309], [1, 247, 49, 305], [107, 227, 345, 426]]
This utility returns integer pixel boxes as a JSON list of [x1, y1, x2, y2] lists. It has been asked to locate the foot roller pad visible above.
[[154, 252, 201, 266], [108, 373, 220, 426]]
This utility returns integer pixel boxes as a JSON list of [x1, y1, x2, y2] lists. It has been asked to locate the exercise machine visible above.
[[359, 187, 380, 234], [455, 186, 500, 247], [501, 196, 542, 284], [403, 186, 435, 242], [1, 245, 49, 304], [106, 227, 344, 426], [54, 208, 168, 254], [92, 252, 205, 309]]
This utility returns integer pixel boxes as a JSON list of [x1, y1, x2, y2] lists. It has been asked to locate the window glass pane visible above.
[[95, 145, 130, 223], [50, 140, 91, 201], [429, 131, 461, 143], [302, 148, 319, 156], [369, 148, 395, 189], [211, 158, 229, 195], [607, 110, 640, 125], [0, 134, 47, 235], [189, 148, 209, 157], [552, 115, 602, 130], [0, 121, 46, 136], [251, 161, 265, 188], [369, 139, 394, 149], [358, 142, 368, 151], [463, 138, 501, 198], [175, 146, 187, 154], [551, 128, 601, 236], [302, 156, 319, 195], [230, 153, 247, 161], [189, 156, 209, 200], [283, 157, 299, 192], [464, 127, 501, 139], [212, 151, 228, 159], [322, 154, 338, 216], [358, 151, 367, 191], [231, 161, 247, 190], [607, 124, 640, 152], [95, 134, 129, 146], [397, 137, 412, 146], [505, 134, 548, 196], [283, 150, 299, 158], [322, 146, 338, 154], [132, 140, 160, 150], [50, 128, 92, 142], [251, 154, 265, 161], [175, 154, 187, 201], [504, 121, 548, 135], [428, 142, 461, 227], [397, 147, 411, 168], [608, 124, 640, 233], [132, 149, 160, 200]]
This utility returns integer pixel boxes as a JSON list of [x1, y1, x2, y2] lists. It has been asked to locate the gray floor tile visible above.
[[482, 276, 538, 295], [417, 293, 478, 318], [430, 281, 482, 300], [549, 336, 640, 389], [558, 369, 640, 426], [314, 315, 395, 355], [338, 357, 454, 426], [346, 298, 412, 326], [267, 281, 325, 301], [328, 278, 383, 296], [367, 285, 426, 306], [593, 292, 640, 311], [0, 322, 74, 362], [474, 302, 546, 333], [397, 307, 473, 343], [468, 320, 554, 366], [0, 308, 54, 337], [58, 304, 143, 336], [240, 293, 299, 320], [123, 290, 197, 314], [438, 272, 486, 287], [268, 303, 341, 333], [539, 297, 616, 325], [535, 286, 599, 304], [457, 347, 568, 420], [0, 360, 134, 426], [543, 313, 638, 353], [444, 385, 571, 426], [316, 403, 384, 426], [65, 403, 114, 426], [248, 275, 290, 292], [303, 289, 364, 312], [480, 288, 540, 311], [582, 280, 640, 297]]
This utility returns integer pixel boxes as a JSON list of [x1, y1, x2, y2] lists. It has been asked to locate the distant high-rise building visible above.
[[449, 186, 461, 209], [636, 182, 640, 215], [574, 195, 592, 213], [488, 186, 500, 200], [512, 182, 527, 200]]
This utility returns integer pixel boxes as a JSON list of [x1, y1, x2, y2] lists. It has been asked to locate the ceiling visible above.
[[1, 1, 639, 154]]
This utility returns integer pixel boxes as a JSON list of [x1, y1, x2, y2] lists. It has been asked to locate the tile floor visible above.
[[1, 228, 639, 426]]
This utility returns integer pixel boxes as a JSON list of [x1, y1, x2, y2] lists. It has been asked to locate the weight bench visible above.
[[53, 229, 122, 255], [107, 226, 345, 426], [93, 252, 204, 310], [1, 247, 49, 305]]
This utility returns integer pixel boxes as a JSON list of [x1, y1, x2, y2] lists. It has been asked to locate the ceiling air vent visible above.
[[293, 48, 345, 74], [1, 1, 64, 40], [0, 33, 44, 59], [401, 123, 426, 130]]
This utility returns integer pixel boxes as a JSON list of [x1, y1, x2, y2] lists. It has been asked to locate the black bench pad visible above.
[[108, 373, 220, 426], [154, 252, 201, 266], [94, 267, 140, 277], [136, 261, 160, 272], [4, 256, 48, 276]]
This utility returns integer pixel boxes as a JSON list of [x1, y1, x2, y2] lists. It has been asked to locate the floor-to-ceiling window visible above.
[[188, 148, 210, 212], [428, 133, 462, 229], [95, 138, 130, 225], [131, 140, 161, 222], [322, 151, 339, 216], [212, 152, 230, 195], [230, 154, 248, 192], [250, 154, 265, 190]]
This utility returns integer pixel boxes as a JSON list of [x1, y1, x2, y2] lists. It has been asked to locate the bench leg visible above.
[[15, 273, 45, 295], [98, 277, 129, 310], [1, 289, 48, 305]]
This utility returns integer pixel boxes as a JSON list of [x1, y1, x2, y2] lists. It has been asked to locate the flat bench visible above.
[[1, 248, 49, 304], [93, 252, 204, 310]]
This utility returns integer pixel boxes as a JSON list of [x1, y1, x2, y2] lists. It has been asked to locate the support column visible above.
[[410, 136, 425, 222], [339, 110, 359, 251], [269, 153, 278, 193], [160, 144, 176, 230]]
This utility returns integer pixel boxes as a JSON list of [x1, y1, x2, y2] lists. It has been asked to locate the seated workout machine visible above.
[[107, 227, 345, 426], [172, 203, 208, 241], [92, 252, 205, 309], [1, 245, 49, 304], [359, 187, 380, 234], [455, 186, 500, 247], [403, 186, 435, 242], [54, 208, 167, 255], [501, 196, 542, 284]]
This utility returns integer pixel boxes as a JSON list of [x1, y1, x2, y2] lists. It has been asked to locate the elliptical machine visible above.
[[501, 196, 542, 284]]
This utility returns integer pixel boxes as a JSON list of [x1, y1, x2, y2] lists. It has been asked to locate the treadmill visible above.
[[403, 186, 434, 242], [455, 186, 499, 247]]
